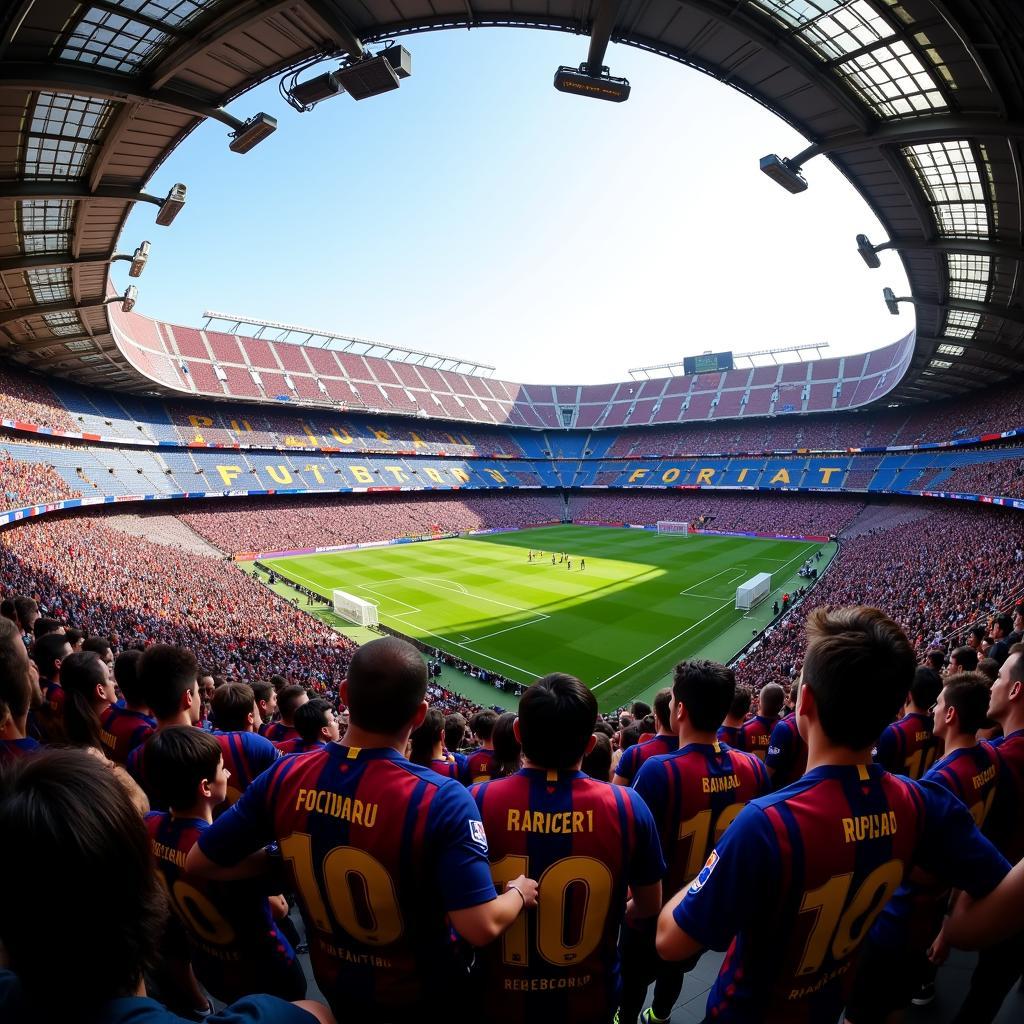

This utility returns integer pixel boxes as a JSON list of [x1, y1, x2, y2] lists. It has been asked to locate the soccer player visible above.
[[655, 606, 1010, 1024], [873, 664, 942, 779], [736, 682, 784, 760], [847, 673, 1001, 1020], [101, 648, 155, 764], [276, 698, 340, 755], [252, 680, 278, 736], [581, 558, 586, 570], [0, 748, 333, 1024], [717, 686, 751, 747], [261, 684, 308, 744], [186, 636, 537, 1022], [144, 726, 307, 1004], [613, 688, 678, 786], [950, 648, 1024, 1024], [765, 678, 808, 789], [210, 682, 281, 805], [0, 618, 42, 766], [466, 709, 498, 782], [470, 673, 665, 1024], [552, 553, 556, 565], [622, 661, 769, 1024]]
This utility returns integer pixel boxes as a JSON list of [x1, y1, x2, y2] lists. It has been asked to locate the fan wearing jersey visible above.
[[253, 681, 278, 737], [276, 698, 340, 756], [765, 679, 808, 791], [0, 618, 42, 767], [466, 709, 498, 782], [613, 689, 678, 786], [410, 707, 470, 782], [187, 636, 537, 1023], [210, 683, 280, 807], [848, 673, 1000, 1021], [144, 726, 306, 1004], [873, 666, 942, 779], [261, 685, 308, 745], [101, 648, 155, 764], [656, 606, 1010, 1024], [622, 661, 769, 1024], [736, 683, 784, 761], [470, 673, 665, 1024], [717, 687, 752, 748]]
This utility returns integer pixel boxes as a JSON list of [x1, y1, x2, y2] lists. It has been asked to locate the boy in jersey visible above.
[[847, 673, 1000, 1020], [736, 682, 784, 760], [765, 679, 808, 790], [470, 673, 664, 1024], [621, 661, 769, 1024], [613, 689, 678, 786], [656, 606, 1010, 1024], [101, 648, 155, 763], [276, 698, 340, 755], [466, 709, 498, 782], [261, 684, 308, 744], [717, 686, 751, 747], [187, 636, 537, 1023], [144, 726, 306, 1003], [873, 665, 942, 779], [210, 682, 280, 805]]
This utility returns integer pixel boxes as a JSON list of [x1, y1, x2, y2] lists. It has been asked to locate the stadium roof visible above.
[[0, 0, 1021, 405]]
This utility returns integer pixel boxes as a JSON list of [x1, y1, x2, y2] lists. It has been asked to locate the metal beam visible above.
[[0, 297, 109, 328], [586, 0, 618, 74], [303, 0, 366, 58], [0, 251, 123, 273], [14, 334, 96, 354], [0, 182, 162, 206], [896, 296, 1024, 327], [877, 238, 1024, 260]]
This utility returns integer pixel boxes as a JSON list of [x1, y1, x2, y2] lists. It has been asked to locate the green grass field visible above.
[[260, 526, 830, 711]]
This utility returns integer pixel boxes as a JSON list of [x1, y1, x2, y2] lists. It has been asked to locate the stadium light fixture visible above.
[[553, 64, 630, 102], [288, 71, 344, 109], [228, 112, 277, 154], [883, 287, 902, 315], [155, 183, 187, 226], [856, 234, 882, 269], [760, 154, 808, 194], [128, 241, 150, 278], [121, 285, 138, 313]]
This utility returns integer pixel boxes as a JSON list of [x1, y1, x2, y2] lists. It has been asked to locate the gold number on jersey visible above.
[[677, 803, 746, 884], [170, 880, 237, 946], [903, 747, 937, 780], [490, 854, 613, 967], [796, 859, 903, 976], [281, 831, 403, 945], [969, 787, 997, 828]]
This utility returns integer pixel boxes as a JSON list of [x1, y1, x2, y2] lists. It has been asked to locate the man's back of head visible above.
[[653, 688, 672, 732], [673, 660, 736, 733], [277, 684, 308, 725], [517, 673, 597, 772], [909, 666, 943, 713], [758, 683, 785, 720], [345, 636, 427, 735], [212, 682, 257, 733], [138, 644, 199, 722]]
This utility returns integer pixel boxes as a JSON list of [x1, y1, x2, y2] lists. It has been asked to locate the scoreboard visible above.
[[684, 351, 733, 375]]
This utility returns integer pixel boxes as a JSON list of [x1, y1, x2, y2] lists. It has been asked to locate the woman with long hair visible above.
[[490, 711, 522, 779], [61, 649, 116, 753]]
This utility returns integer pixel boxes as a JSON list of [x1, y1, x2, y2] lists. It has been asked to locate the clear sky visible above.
[[116, 27, 913, 385]]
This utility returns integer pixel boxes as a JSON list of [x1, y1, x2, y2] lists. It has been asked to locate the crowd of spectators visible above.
[[735, 501, 1024, 691], [0, 515, 356, 688], [938, 457, 1024, 499], [0, 450, 80, 511], [0, 366, 75, 432]]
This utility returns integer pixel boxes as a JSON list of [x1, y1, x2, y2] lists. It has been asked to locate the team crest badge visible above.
[[469, 819, 488, 851], [688, 850, 719, 894]]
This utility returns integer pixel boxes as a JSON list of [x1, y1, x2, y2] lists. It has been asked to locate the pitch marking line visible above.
[[680, 567, 748, 599]]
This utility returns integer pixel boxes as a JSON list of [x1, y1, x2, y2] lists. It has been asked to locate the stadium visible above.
[[1, 2, 1023, 1024]]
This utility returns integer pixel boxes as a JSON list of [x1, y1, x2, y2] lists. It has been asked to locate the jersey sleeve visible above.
[[764, 721, 790, 772], [250, 734, 282, 775], [616, 744, 639, 781], [670, 803, 779, 952], [913, 779, 1010, 898], [631, 757, 666, 822], [197, 762, 279, 866], [205, 995, 319, 1024], [625, 789, 667, 887], [427, 779, 500, 912]]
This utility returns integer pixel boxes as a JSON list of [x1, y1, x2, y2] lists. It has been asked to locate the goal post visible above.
[[332, 589, 378, 627], [656, 521, 690, 536], [735, 572, 772, 611]]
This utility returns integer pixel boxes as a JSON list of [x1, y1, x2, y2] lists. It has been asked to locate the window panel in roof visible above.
[[60, 9, 169, 72], [26, 268, 72, 304], [944, 310, 980, 339], [836, 41, 946, 117], [749, 0, 846, 30], [947, 254, 991, 303], [936, 344, 965, 356]]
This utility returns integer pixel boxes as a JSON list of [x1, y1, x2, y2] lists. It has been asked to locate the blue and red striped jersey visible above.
[[987, 728, 1024, 863], [261, 721, 298, 745], [430, 754, 469, 784], [671, 764, 1009, 1023], [275, 737, 327, 756], [212, 731, 280, 808], [197, 744, 498, 1014], [717, 724, 743, 747], [465, 747, 495, 783], [0, 737, 41, 766], [766, 713, 808, 790], [634, 740, 769, 899], [873, 711, 936, 779], [145, 812, 298, 1004], [615, 734, 679, 784], [469, 769, 665, 1024], [100, 705, 155, 764], [737, 714, 778, 761]]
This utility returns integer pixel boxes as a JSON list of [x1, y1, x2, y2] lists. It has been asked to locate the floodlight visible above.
[[288, 72, 344, 109], [883, 287, 901, 315], [129, 241, 150, 278], [228, 112, 277, 154], [760, 154, 808, 194], [856, 234, 881, 269], [155, 183, 187, 226], [381, 45, 412, 80], [121, 285, 138, 313], [334, 55, 400, 100]]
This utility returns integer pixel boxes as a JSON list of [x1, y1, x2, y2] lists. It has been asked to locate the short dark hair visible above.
[[653, 688, 672, 731], [444, 712, 468, 753], [619, 720, 643, 751], [277, 684, 308, 723], [518, 673, 597, 771], [346, 637, 427, 734], [729, 686, 752, 719], [82, 636, 113, 659], [211, 682, 255, 732], [295, 698, 334, 743], [759, 683, 785, 719], [993, 613, 1014, 636], [949, 646, 979, 672], [673, 660, 736, 733], [13, 595, 37, 630], [138, 644, 199, 720], [0, 618, 33, 721], [65, 627, 85, 646], [470, 709, 498, 743], [144, 726, 222, 811], [0, 749, 167, 1016], [581, 733, 612, 782], [969, 625, 987, 643], [977, 657, 1000, 682], [60, 651, 108, 750], [942, 674, 994, 734], [910, 666, 943, 710], [270, 674, 288, 692], [491, 711, 521, 778], [631, 700, 652, 719], [30, 632, 72, 676], [251, 680, 274, 706], [409, 707, 444, 767], [802, 606, 915, 750], [925, 648, 945, 671], [113, 648, 145, 705], [33, 617, 64, 640], [0, 597, 16, 624]]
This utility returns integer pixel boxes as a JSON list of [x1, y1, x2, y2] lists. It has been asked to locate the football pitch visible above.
[[261, 526, 829, 711]]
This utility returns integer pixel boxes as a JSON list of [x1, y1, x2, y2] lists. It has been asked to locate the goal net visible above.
[[735, 572, 772, 611], [332, 589, 378, 627], [656, 521, 690, 536]]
